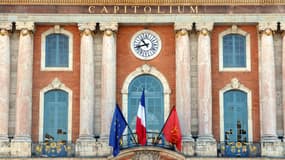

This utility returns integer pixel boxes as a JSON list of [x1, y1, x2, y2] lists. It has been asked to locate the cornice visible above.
[[0, 0, 285, 6]]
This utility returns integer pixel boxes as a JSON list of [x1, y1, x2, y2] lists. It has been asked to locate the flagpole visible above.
[[155, 105, 176, 144], [116, 104, 138, 144]]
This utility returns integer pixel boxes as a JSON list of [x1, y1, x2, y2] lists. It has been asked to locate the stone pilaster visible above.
[[99, 22, 118, 156], [0, 22, 12, 157], [259, 22, 282, 157], [174, 23, 194, 156], [195, 22, 216, 157], [11, 22, 34, 157], [76, 23, 96, 157]]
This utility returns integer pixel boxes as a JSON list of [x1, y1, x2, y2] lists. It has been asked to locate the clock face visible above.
[[130, 30, 161, 60]]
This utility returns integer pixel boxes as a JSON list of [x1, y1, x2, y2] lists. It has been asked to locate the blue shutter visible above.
[[223, 34, 246, 68], [45, 34, 69, 67], [128, 75, 164, 132], [43, 90, 68, 142], [224, 90, 248, 142]]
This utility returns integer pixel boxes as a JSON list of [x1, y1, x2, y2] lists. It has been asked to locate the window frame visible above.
[[219, 26, 251, 72], [41, 27, 73, 71]]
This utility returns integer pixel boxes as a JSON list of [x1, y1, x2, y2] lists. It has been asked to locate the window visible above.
[[45, 34, 69, 67], [128, 75, 164, 132], [223, 34, 246, 68], [41, 26, 73, 71], [43, 90, 68, 142], [219, 25, 251, 71]]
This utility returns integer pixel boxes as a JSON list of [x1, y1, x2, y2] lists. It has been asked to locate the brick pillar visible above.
[[11, 22, 34, 157], [196, 22, 216, 156], [174, 23, 194, 156]]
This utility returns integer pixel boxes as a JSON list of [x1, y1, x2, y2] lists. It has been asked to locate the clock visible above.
[[130, 29, 161, 60]]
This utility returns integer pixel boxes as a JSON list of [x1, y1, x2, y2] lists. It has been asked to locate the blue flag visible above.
[[109, 104, 127, 157]]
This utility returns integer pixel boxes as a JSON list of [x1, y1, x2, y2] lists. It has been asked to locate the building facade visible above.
[[0, 0, 285, 159]]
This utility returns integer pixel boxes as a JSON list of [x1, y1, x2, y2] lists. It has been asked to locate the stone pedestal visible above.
[[261, 141, 283, 157], [10, 140, 31, 157], [75, 139, 96, 157], [182, 140, 195, 156], [0, 140, 10, 157], [195, 138, 217, 157], [76, 140, 111, 157]]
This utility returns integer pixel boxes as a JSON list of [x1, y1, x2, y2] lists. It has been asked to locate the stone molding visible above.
[[1, 0, 285, 5], [196, 22, 214, 31]]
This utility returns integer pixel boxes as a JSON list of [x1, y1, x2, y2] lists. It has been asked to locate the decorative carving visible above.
[[78, 23, 96, 32], [258, 22, 277, 34], [230, 78, 240, 89], [196, 22, 213, 32], [0, 22, 12, 31], [48, 78, 65, 89], [231, 25, 238, 33], [20, 29, 30, 36], [174, 23, 192, 31], [104, 29, 113, 36], [54, 25, 61, 33], [99, 22, 118, 31], [16, 22, 34, 32], [176, 29, 188, 36], [0, 29, 8, 36], [133, 151, 160, 160], [141, 64, 152, 73]]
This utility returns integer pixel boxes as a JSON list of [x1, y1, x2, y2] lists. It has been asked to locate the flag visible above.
[[136, 89, 147, 145], [109, 104, 127, 157], [162, 106, 182, 151]]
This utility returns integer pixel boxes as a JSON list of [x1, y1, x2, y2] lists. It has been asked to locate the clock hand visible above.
[[135, 43, 149, 48], [141, 39, 150, 47]]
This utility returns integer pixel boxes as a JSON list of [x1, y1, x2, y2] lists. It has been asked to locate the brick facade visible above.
[[32, 25, 80, 142]]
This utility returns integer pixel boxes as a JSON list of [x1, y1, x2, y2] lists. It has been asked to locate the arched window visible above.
[[128, 75, 164, 132], [223, 34, 246, 68], [43, 90, 68, 142], [45, 34, 69, 67], [223, 90, 248, 143]]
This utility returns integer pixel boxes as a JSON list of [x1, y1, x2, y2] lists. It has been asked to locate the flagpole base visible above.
[[182, 136, 195, 156], [196, 136, 217, 157]]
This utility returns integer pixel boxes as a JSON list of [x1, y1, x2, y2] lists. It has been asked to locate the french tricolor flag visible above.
[[136, 89, 146, 145]]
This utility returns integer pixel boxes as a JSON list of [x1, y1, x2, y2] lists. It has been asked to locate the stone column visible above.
[[0, 23, 12, 157], [174, 23, 194, 156], [259, 22, 282, 157], [195, 22, 216, 156], [99, 22, 118, 156], [282, 24, 285, 142], [76, 23, 96, 157], [11, 22, 34, 157]]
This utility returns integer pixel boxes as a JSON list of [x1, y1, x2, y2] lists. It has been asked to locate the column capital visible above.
[[174, 23, 192, 31], [78, 23, 96, 36], [258, 22, 277, 35], [16, 22, 34, 36], [99, 22, 118, 31], [0, 22, 12, 36], [196, 22, 214, 36], [16, 22, 34, 31]]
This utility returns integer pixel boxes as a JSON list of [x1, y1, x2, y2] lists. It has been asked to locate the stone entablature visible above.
[[0, 0, 285, 5]]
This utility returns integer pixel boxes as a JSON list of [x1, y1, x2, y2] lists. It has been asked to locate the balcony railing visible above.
[[32, 142, 75, 157], [218, 141, 261, 157], [120, 132, 175, 150]]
